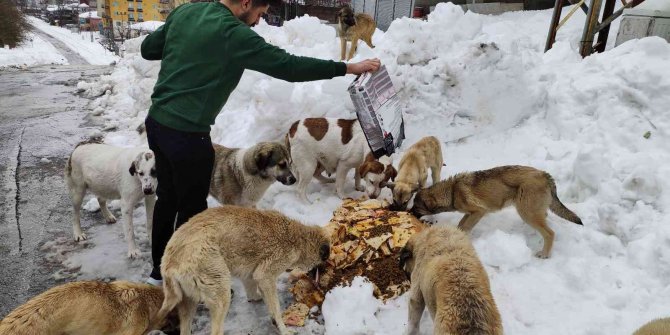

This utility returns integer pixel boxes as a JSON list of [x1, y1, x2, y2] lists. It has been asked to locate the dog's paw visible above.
[[127, 248, 141, 259], [105, 216, 117, 224], [535, 251, 550, 259], [74, 233, 87, 242]]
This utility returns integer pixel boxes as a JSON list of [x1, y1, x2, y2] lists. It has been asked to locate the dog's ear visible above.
[[399, 246, 412, 271], [129, 152, 144, 176], [358, 163, 371, 179], [319, 244, 331, 261], [384, 165, 397, 182], [129, 161, 136, 176], [253, 148, 276, 177]]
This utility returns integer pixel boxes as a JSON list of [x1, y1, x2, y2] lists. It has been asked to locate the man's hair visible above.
[[254, 0, 282, 6], [230, 0, 282, 7]]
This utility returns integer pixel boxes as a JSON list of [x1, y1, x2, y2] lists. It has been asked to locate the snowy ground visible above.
[[0, 32, 67, 68], [47, 2, 670, 335]]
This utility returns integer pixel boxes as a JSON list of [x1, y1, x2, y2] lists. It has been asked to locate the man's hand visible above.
[[346, 58, 381, 75]]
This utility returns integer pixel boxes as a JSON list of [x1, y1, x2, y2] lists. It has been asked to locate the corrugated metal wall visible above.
[[352, 0, 414, 30]]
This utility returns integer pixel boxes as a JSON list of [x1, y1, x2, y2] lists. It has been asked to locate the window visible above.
[[138, 13, 143, 20], [128, 2, 133, 8], [128, 12, 134, 19], [113, 1, 118, 7]]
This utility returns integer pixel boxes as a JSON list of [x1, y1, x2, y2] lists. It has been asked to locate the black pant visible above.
[[145, 116, 214, 280]]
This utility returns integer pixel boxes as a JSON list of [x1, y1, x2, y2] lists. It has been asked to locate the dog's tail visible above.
[[148, 276, 183, 331], [546, 173, 582, 225]]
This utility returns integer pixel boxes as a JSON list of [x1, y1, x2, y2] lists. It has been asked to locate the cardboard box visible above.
[[348, 65, 405, 158]]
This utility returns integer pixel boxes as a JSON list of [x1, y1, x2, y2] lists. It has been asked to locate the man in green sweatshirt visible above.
[[141, 0, 380, 286]]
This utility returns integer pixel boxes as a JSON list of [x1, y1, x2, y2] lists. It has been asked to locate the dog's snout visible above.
[[391, 202, 406, 211], [143, 188, 154, 195], [279, 173, 296, 186]]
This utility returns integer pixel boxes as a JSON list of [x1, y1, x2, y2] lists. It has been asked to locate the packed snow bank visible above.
[[28, 16, 118, 65], [0, 33, 67, 68], [66, 3, 670, 335]]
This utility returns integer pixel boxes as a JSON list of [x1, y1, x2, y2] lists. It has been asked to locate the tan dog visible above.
[[389, 136, 443, 210], [634, 317, 670, 335], [209, 142, 295, 207], [151, 206, 331, 335], [0, 281, 177, 335], [399, 226, 502, 335], [411, 165, 583, 258], [337, 6, 376, 61]]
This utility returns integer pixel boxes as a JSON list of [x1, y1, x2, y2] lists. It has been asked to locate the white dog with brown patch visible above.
[[65, 138, 157, 258], [358, 153, 397, 199], [287, 117, 375, 202]]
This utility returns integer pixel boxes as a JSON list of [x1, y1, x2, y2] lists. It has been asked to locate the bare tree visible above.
[[0, 0, 30, 48]]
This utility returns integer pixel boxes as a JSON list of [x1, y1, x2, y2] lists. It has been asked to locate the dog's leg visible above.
[[335, 165, 350, 199], [295, 159, 318, 203], [206, 282, 232, 335], [364, 35, 375, 48], [97, 197, 117, 224], [176, 298, 198, 335], [69, 184, 87, 241], [121, 198, 141, 258], [404, 286, 425, 335], [431, 163, 442, 186], [313, 163, 335, 184], [144, 195, 156, 245], [340, 37, 347, 61], [457, 212, 485, 232], [242, 277, 262, 302], [519, 208, 555, 259], [517, 188, 555, 258], [354, 168, 364, 192], [256, 277, 291, 335], [347, 38, 359, 61]]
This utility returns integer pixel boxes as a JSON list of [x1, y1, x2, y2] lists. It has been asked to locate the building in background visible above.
[[102, 0, 164, 39]]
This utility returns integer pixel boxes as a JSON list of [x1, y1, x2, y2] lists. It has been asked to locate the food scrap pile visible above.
[[283, 198, 427, 326]]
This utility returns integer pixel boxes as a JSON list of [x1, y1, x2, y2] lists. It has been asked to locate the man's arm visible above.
[[141, 5, 183, 60], [141, 24, 168, 60], [231, 26, 378, 82]]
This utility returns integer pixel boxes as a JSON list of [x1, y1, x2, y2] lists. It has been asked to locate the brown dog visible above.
[[400, 226, 502, 335], [389, 136, 443, 210], [634, 317, 670, 335], [411, 165, 583, 258], [337, 6, 376, 61], [0, 281, 177, 335], [151, 205, 331, 335]]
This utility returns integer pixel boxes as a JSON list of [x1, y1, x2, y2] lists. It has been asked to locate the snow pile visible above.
[[61, 3, 670, 335], [130, 20, 165, 32], [28, 16, 118, 65], [322, 277, 383, 334], [0, 33, 67, 68]]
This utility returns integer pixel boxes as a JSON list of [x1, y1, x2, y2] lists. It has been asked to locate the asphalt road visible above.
[[0, 64, 111, 317]]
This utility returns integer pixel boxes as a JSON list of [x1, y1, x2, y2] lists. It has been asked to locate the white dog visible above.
[[286, 118, 372, 202], [65, 139, 157, 258]]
